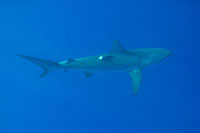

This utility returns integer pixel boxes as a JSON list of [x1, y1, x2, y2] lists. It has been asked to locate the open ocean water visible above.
[[0, 0, 200, 133]]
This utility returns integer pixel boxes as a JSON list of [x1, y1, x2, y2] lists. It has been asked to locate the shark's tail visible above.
[[18, 54, 62, 77]]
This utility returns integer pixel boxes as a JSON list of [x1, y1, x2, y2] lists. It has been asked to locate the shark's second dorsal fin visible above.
[[67, 58, 77, 63], [111, 40, 126, 53], [59, 58, 77, 65]]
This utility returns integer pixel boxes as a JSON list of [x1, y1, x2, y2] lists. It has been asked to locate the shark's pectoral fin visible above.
[[129, 69, 142, 96], [84, 72, 93, 78]]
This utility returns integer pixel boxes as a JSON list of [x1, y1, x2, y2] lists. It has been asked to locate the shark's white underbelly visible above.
[[65, 63, 139, 73]]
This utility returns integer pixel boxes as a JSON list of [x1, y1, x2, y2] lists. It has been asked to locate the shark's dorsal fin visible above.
[[111, 40, 126, 53], [129, 69, 142, 96]]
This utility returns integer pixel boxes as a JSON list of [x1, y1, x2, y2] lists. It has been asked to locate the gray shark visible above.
[[18, 41, 171, 95]]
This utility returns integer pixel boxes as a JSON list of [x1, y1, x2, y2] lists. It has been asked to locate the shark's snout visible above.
[[149, 48, 172, 63], [161, 49, 172, 58]]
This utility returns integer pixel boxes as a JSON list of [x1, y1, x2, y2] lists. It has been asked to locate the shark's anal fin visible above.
[[64, 70, 68, 72], [84, 72, 93, 78], [129, 69, 142, 96], [40, 68, 49, 78]]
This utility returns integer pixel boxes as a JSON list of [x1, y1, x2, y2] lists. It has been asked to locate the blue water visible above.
[[0, 0, 200, 133]]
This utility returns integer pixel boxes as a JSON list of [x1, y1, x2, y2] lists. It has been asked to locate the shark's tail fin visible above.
[[18, 54, 62, 77]]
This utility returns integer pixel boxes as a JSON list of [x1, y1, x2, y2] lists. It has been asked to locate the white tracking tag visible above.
[[99, 56, 103, 60]]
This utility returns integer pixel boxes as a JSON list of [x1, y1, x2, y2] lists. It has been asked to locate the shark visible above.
[[18, 41, 171, 95]]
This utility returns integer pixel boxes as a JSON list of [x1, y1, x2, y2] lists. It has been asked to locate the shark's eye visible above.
[[99, 56, 103, 60]]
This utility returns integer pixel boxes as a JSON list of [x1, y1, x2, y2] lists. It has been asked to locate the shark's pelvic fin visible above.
[[18, 54, 61, 77], [129, 69, 142, 96], [111, 40, 126, 53], [84, 72, 93, 78]]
